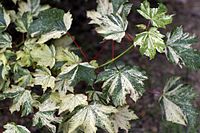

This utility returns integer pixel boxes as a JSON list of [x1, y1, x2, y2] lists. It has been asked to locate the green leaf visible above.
[[16, 49, 33, 67], [62, 103, 117, 133], [28, 8, 72, 43], [55, 48, 82, 65], [13, 64, 33, 87], [0, 53, 10, 80], [87, 90, 106, 104], [96, 63, 147, 106], [3, 86, 34, 116], [111, 106, 138, 133], [134, 27, 166, 59], [165, 26, 200, 69], [30, 44, 56, 68], [54, 78, 74, 95], [33, 99, 61, 133], [15, 12, 33, 33], [3, 123, 30, 133], [0, 32, 12, 52], [59, 94, 88, 114], [18, 0, 41, 16], [0, 6, 11, 32], [137, 0, 173, 28], [87, 0, 132, 43], [160, 77, 198, 126], [33, 67, 56, 92], [0, 78, 10, 91], [58, 62, 96, 87], [111, 0, 132, 18]]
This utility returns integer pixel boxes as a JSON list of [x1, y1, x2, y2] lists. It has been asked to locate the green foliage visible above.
[[3, 123, 30, 133], [0, 33, 12, 51], [2, 86, 34, 116], [58, 62, 96, 86], [28, 8, 72, 43], [33, 67, 56, 92], [134, 27, 165, 59], [0, 6, 10, 32], [160, 77, 198, 126], [15, 12, 33, 33], [165, 26, 200, 69], [96, 63, 147, 106], [87, 0, 132, 43], [111, 106, 138, 133], [0, 0, 199, 133], [61, 103, 117, 133], [137, 0, 173, 28], [33, 99, 61, 133]]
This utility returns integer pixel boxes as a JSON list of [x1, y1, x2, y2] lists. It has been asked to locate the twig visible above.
[[67, 32, 89, 61]]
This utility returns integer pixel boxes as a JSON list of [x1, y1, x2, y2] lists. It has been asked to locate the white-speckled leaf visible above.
[[87, 0, 132, 43], [15, 12, 33, 33], [3, 86, 34, 116], [137, 0, 173, 28], [13, 64, 33, 87], [33, 67, 56, 92], [134, 27, 166, 59], [28, 8, 72, 43], [58, 62, 96, 87], [59, 94, 88, 114], [0, 6, 11, 32], [18, 0, 40, 16], [0, 33, 12, 52], [55, 48, 81, 65], [165, 26, 200, 69], [63, 103, 117, 133], [111, 106, 138, 133], [160, 77, 198, 126], [162, 96, 187, 125], [30, 44, 56, 68], [33, 99, 61, 133], [0, 53, 10, 79], [96, 63, 147, 106], [54, 78, 74, 95], [3, 123, 30, 133]]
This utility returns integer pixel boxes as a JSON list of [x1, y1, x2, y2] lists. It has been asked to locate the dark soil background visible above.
[[1, 0, 200, 132]]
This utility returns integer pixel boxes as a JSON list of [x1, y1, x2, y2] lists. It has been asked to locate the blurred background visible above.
[[1, 0, 200, 132]]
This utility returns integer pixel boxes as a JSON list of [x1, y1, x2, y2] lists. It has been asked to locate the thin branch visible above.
[[98, 44, 135, 68], [67, 32, 89, 61]]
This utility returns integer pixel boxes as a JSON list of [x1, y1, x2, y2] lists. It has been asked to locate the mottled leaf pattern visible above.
[[160, 77, 198, 126], [0, 6, 11, 32], [96, 63, 147, 106], [59, 94, 88, 114], [33, 67, 56, 92], [0, 33, 12, 52], [3, 123, 30, 133], [33, 99, 61, 133], [111, 106, 138, 133], [134, 27, 166, 59], [30, 44, 56, 68], [15, 12, 33, 33], [3, 86, 34, 116], [13, 65, 33, 87], [165, 26, 200, 69], [18, 0, 41, 16], [58, 62, 96, 86], [137, 0, 173, 28], [87, 0, 132, 42], [28, 8, 72, 43], [63, 103, 117, 133], [55, 48, 81, 64]]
